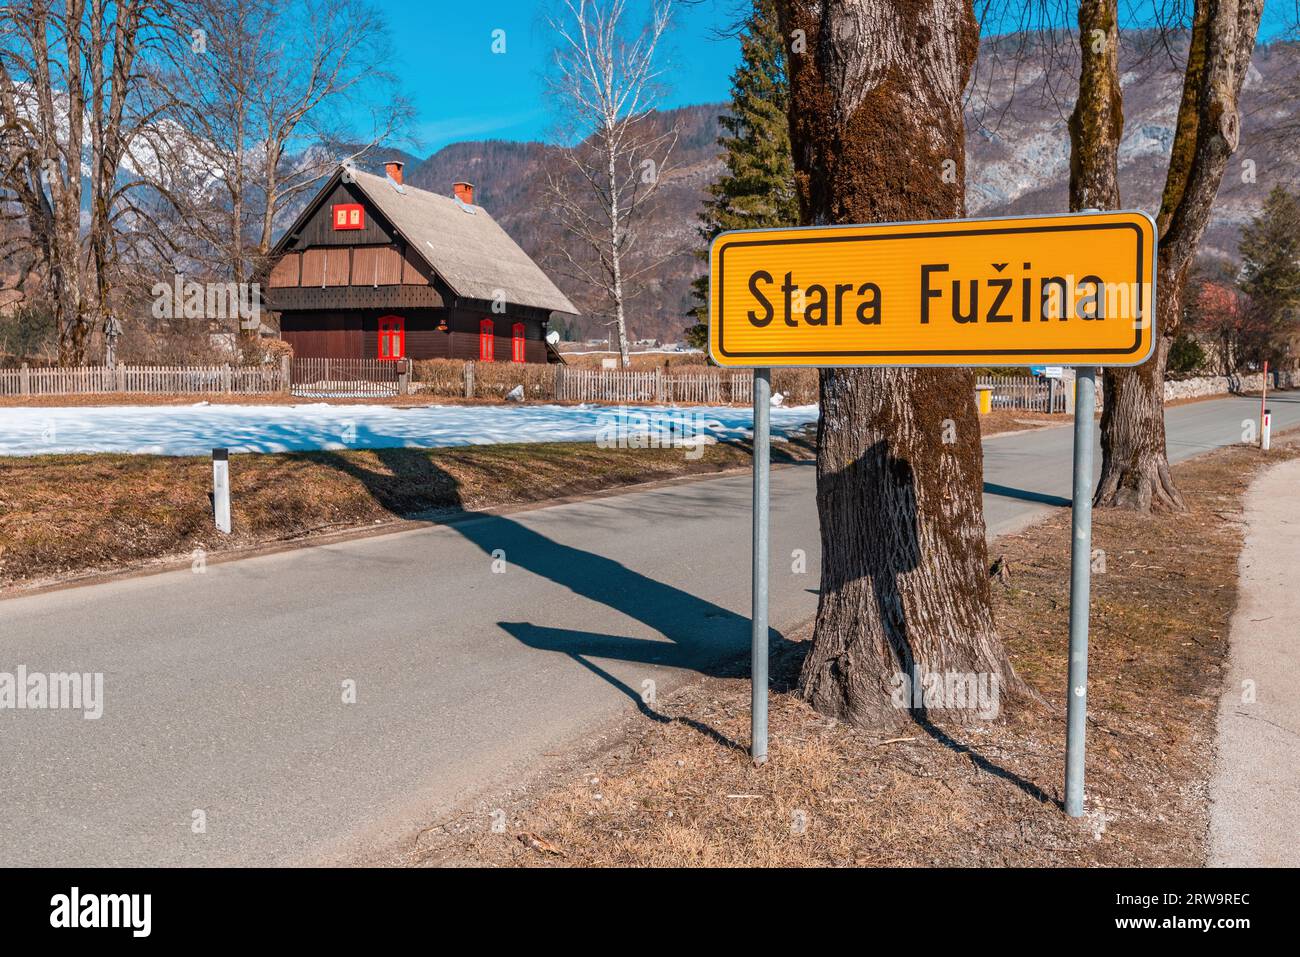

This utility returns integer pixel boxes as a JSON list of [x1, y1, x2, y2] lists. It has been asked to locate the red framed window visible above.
[[479, 318, 494, 361], [378, 315, 405, 360], [332, 203, 364, 230], [511, 323, 526, 363]]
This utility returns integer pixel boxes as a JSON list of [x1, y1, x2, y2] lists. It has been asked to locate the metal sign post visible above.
[[707, 211, 1158, 810], [751, 367, 771, 765], [1064, 368, 1096, 817]]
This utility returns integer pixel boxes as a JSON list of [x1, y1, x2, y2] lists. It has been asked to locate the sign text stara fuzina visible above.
[[708, 211, 1157, 367]]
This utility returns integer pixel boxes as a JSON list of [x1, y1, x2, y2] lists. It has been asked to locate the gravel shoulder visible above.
[[1209, 456, 1300, 867]]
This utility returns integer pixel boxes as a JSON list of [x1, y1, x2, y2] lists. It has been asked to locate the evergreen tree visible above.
[[684, 0, 797, 347], [1238, 185, 1300, 345]]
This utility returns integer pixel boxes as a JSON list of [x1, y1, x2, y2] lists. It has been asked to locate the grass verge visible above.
[[0, 409, 1060, 592], [407, 434, 1297, 867], [0, 435, 813, 592]]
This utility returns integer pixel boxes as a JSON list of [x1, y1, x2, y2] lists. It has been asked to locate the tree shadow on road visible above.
[[315, 442, 1056, 804], [982, 481, 1071, 508]]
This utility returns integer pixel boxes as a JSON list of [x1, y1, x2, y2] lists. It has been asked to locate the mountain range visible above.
[[361, 33, 1300, 343]]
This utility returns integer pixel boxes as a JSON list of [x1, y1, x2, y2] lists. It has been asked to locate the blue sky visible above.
[[386, 0, 743, 154], [381, 0, 1296, 158]]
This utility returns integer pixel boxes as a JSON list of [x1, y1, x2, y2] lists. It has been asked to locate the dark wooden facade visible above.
[[277, 308, 550, 363], [263, 178, 557, 363]]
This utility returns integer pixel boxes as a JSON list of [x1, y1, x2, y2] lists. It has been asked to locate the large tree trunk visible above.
[[1067, 0, 1122, 214], [1089, 0, 1264, 512], [1095, 271, 1186, 510], [30, 0, 91, 363], [780, 0, 1024, 728], [1065, 0, 1185, 510]]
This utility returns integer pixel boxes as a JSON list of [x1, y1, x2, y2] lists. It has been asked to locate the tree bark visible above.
[[1064, 0, 1182, 510], [31, 0, 90, 363], [1089, 0, 1264, 512], [780, 0, 1024, 728], [1067, 0, 1122, 214], [1095, 293, 1183, 510]]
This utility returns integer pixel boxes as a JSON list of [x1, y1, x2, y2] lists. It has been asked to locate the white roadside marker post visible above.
[[1262, 408, 1272, 452], [751, 368, 771, 766], [213, 448, 231, 534]]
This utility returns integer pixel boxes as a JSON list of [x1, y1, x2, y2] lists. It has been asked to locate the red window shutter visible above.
[[378, 315, 405, 360], [479, 318, 494, 361], [511, 323, 526, 363]]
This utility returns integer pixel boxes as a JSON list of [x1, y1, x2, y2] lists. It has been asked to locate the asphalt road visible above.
[[1, 392, 1295, 866]]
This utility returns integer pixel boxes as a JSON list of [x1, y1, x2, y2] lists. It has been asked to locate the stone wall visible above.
[[1074, 369, 1297, 413], [1163, 370, 1300, 402]]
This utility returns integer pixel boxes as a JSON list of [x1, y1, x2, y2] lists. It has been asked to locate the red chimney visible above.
[[384, 160, 404, 185], [453, 181, 475, 206]]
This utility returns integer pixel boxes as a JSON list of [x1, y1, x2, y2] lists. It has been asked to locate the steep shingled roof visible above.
[[329, 167, 577, 316]]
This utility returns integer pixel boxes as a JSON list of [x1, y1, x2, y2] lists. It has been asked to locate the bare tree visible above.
[[544, 0, 678, 368], [1068, 0, 1265, 511], [1, 0, 93, 362], [777, 0, 1026, 727], [0, 0, 178, 364], [159, 0, 411, 291]]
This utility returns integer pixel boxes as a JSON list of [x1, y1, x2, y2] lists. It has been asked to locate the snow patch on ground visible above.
[[0, 402, 820, 457]]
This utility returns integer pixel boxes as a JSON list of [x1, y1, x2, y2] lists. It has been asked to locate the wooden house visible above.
[[262, 161, 576, 363]]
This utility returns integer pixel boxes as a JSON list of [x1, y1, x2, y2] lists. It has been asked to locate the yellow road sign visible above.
[[708, 211, 1156, 367]]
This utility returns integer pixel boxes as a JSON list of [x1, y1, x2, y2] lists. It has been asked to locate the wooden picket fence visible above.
[[554, 366, 754, 404], [976, 374, 1067, 413], [0, 362, 290, 397], [289, 357, 407, 398], [1, 359, 780, 405]]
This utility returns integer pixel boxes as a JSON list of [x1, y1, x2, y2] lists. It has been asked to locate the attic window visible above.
[[333, 203, 364, 230]]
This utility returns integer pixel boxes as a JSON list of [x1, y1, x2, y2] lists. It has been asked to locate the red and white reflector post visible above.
[[1260, 360, 1269, 448], [1262, 409, 1272, 453]]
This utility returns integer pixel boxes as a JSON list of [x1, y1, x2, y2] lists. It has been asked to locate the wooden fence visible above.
[[553, 366, 754, 404], [0, 362, 290, 397], [0, 361, 1071, 412], [0, 360, 748, 404], [289, 357, 407, 398], [976, 374, 1068, 413]]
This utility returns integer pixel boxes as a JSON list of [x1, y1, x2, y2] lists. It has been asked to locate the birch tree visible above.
[[545, 0, 677, 368], [778, 0, 1025, 727]]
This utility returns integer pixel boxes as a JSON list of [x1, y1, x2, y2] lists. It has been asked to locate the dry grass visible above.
[[409, 435, 1298, 868], [979, 409, 1069, 435], [0, 434, 815, 591]]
